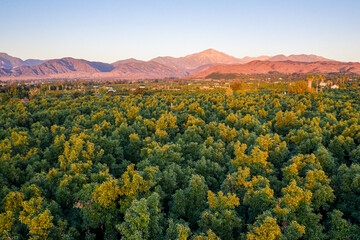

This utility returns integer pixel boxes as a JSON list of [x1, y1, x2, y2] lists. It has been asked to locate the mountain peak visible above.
[[188, 48, 232, 57], [200, 48, 221, 54], [0, 52, 26, 69], [151, 49, 241, 71], [0, 52, 11, 57]]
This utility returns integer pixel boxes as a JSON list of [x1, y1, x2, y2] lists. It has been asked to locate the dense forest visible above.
[[1, 84, 360, 239]]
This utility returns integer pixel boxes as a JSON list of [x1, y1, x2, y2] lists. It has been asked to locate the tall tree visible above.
[[315, 74, 321, 92], [307, 73, 314, 92]]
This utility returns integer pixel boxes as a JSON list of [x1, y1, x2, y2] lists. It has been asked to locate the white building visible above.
[[319, 81, 327, 87]]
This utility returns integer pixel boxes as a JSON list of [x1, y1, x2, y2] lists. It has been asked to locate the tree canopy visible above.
[[0, 82, 360, 239]]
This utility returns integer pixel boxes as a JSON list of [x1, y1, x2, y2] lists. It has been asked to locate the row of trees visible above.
[[306, 74, 326, 92], [306, 72, 359, 92]]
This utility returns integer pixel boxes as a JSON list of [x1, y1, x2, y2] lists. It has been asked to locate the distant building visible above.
[[331, 84, 339, 89], [319, 81, 327, 87], [104, 86, 116, 93], [21, 99, 30, 103], [200, 86, 214, 90]]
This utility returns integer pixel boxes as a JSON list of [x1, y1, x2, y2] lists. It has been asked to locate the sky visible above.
[[1, 0, 359, 63]]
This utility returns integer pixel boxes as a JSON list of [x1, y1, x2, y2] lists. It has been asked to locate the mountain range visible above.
[[188, 60, 360, 78], [0, 53, 45, 69], [0, 49, 358, 80]]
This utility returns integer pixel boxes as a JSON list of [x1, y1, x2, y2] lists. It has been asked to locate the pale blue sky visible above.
[[1, 0, 359, 63]]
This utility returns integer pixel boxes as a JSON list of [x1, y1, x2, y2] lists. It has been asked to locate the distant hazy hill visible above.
[[24, 59, 46, 67], [110, 61, 186, 79], [240, 55, 271, 63], [112, 58, 146, 67], [267, 54, 333, 62]]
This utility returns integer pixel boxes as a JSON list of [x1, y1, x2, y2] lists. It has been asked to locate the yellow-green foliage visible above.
[[1, 84, 360, 239], [207, 191, 240, 210], [247, 215, 281, 240]]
